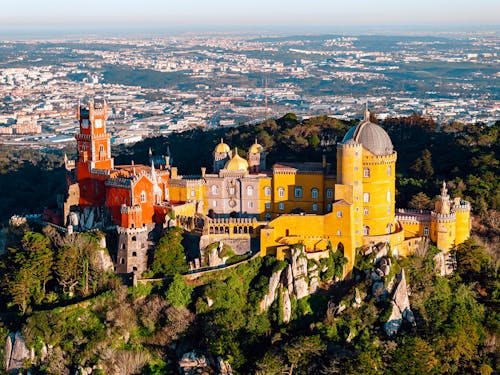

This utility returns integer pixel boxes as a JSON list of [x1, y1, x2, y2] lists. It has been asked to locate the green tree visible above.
[[408, 192, 433, 210], [165, 274, 193, 308], [151, 227, 188, 276], [411, 149, 434, 178]]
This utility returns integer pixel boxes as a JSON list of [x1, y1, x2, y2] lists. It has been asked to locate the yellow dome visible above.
[[224, 149, 249, 171], [215, 138, 231, 153], [249, 141, 264, 154]]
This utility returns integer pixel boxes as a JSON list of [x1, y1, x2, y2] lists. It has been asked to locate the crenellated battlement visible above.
[[120, 204, 142, 214], [432, 211, 456, 222], [117, 225, 147, 235], [206, 217, 257, 225]]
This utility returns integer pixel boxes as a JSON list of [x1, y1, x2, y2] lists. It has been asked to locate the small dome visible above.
[[215, 138, 230, 153], [224, 149, 249, 171], [249, 140, 264, 154], [342, 113, 393, 156]]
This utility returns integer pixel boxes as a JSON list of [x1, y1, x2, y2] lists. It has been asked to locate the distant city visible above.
[[0, 32, 498, 149]]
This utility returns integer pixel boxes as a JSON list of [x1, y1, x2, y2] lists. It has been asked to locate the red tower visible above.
[[75, 99, 114, 206]]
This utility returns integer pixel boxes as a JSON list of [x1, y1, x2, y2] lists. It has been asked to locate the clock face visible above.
[[94, 119, 103, 128], [82, 119, 89, 128]]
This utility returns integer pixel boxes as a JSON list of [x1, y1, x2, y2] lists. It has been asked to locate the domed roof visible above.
[[215, 138, 230, 153], [249, 139, 264, 154], [342, 110, 393, 156], [224, 148, 249, 171]]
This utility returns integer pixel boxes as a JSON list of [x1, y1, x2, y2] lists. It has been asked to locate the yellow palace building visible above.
[[167, 109, 471, 277]]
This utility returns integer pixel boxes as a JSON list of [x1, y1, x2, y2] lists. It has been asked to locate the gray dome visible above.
[[342, 120, 394, 156]]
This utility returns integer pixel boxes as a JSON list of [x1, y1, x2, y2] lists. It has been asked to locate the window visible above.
[[387, 166, 392, 176], [336, 210, 343, 218], [140, 191, 146, 203], [326, 188, 333, 198], [363, 226, 370, 236], [294, 186, 303, 198], [131, 236, 137, 241], [247, 185, 254, 196], [386, 224, 392, 234], [229, 187, 235, 195], [132, 266, 138, 272], [120, 258, 125, 264], [312, 203, 318, 211], [311, 188, 319, 199], [364, 168, 370, 178], [212, 200, 217, 207], [278, 187, 285, 198], [211, 185, 218, 194], [424, 226, 429, 236], [264, 186, 271, 196], [248, 201, 254, 208], [265, 213, 271, 221], [364, 208, 369, 216], [327, 203, 332, 212], [337, 230, 342, 236], [278, 202, 284, 210], [132, 251, 137, 257], [387, 191, 391, 202], [190, 189, 196, 197], [99, 145, 104, 153], [265, 202, 271, 209], [363, 192, 370, 203]]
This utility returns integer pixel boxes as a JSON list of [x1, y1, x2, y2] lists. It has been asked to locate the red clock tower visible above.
[[75, 99, 114, 206]]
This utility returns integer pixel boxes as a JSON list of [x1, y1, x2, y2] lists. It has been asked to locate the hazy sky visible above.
[[1, 0, 499, 32]]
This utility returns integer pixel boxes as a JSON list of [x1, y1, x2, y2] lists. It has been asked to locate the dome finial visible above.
[[364, 101, 370, 122]]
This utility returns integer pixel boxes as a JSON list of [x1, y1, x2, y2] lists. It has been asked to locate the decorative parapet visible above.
[[453, 201, 471, 211], [219, 170, 247, 177], [75, 133, 110, 141], [120, 204, 142, 214], [206, 217, 257, 225], [116, 225, 148, 235], [363, 151, 398, 165], [106, 177, 132, 188], [90, 168, 111, 176], [431, 211, 456, 223], [338, 140, 362, 149]]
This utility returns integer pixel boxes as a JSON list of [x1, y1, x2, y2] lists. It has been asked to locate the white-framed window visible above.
[[265, 202, 271, 209], [312, 203, 318, 211], [311, 188, 319, 199], [190, 189, 196, 197], [326, 188, 333, 198], [294, 186, 303, 198], [211, 185, 218, 194], [213, 200, 217, 207], [247, 185, 254, 196], [278, 202, 285, 210], [363, 226, 370, 236], [364, 168, 370, 178], [387, 166, 392, 176], [248, 201, 254, 208], [336, 210, 342, 218], [387, 191, 391, 202], [337, 230, 342, 236], [264, 186, 271, 196], [424, 226, 429, 236], [364, 207, 369, 216], [278, 187, 285, 198], [140, 190, 146, 203], [363, 192, 370, 203], [229, 187, 235, 195]]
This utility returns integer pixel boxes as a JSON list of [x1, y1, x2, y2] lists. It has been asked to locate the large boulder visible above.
[[282, 288, 292, 324], [4, 332, 30, 372], [259, 268, 284, 312]]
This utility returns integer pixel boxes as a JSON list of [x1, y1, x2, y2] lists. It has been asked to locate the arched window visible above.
[[363, 168, 370, 178], [278, 202, 285, 210], [140, 190, 146, 203], [120, 258, 125, 264], [387, 191, 391, 202], [211, 185, 218, 194], [264, 186, 271, 196], [326, 188, 333, 198], [364, 207, 369, 216], [278, 187, 285, 198], [265, 213, 271, 221], [337, 230, 342, 236], [132, 251, 137, 257], [247, 185, 254, 196], [131, 236, 137, 241], [363, 192, 370, 203], [311, 188, 319, 199], [386, 223, 392, 234], [387, 166, 392, 176], [363, 226, 370, 236]]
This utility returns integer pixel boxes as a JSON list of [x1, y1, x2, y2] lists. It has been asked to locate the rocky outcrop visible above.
[[282, 288, 292, 324], [259, 268, 284, 312], [178, 351, 210, 375], [434, 251, 455, 276], [4, 331, 30, 372], [383, 270, 415, 336], [217, 356, 233, 375]]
